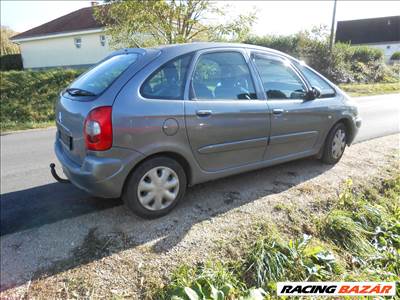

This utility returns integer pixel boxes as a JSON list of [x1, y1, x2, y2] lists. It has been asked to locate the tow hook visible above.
[[50, 163, 70, 183]]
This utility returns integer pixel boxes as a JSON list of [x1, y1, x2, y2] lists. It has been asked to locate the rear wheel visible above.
[[123, 156, 187, 218], [321, 123, 347, 164]]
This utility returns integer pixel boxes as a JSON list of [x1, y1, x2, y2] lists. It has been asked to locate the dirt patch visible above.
[[1, 134, 399, 299]]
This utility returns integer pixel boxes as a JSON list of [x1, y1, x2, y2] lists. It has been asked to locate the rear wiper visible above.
[[66, 88, 96, 96]]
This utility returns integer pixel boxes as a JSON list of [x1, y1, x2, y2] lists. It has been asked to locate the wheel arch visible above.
[[336, 117, 355, 145], [122, 150, 194, 194], [317, 117, 354, 159]]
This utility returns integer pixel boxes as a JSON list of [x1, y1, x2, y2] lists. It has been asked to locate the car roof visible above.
[[150, 42, 295, 60], [108, 42, 299, 64]]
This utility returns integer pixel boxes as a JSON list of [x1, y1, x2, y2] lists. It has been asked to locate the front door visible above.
[[251, 53, 324, 160], [185, 50, 270, 172]]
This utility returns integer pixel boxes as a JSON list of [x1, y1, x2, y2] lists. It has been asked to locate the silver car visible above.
[[53, 42, 361, 218]]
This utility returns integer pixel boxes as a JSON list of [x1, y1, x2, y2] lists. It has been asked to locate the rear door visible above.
[[250, 52, 329, 160], [184, 49, 270, 172]]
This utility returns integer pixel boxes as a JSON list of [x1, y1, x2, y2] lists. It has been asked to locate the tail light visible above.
[[84, 106, 112, 151]]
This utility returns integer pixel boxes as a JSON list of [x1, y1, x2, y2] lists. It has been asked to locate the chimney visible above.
[[91, 1, 98, 6]]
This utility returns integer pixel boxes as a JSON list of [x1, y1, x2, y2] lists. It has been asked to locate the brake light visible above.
[[84, 106, 112, 151]]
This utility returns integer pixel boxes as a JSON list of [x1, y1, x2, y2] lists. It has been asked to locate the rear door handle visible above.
[[196, 110, 212, 117], [272, 109, 284, 115]]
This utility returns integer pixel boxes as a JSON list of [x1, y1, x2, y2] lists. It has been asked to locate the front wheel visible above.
[[123, 156, 187, 219], [321, 123, 347, 164]]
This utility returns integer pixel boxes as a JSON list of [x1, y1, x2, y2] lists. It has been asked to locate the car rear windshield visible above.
[[68, 53, 140, 96]]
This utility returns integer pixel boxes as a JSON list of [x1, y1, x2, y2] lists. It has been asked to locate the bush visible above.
[[0, 69, 82, 130], [0, 54, 23, 71], [351, 45, 383, 63], [244, 32, 397, 84], [391, 51, 400, 61], [244, 35, 300, 57]]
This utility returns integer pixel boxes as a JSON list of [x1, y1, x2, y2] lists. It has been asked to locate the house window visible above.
[[74, 37, 82, 48], [100, 35, 106, 46]]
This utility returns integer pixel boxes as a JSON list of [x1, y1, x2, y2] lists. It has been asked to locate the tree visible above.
[[0, 26, 20, 55], [94, 0, 257, 48]]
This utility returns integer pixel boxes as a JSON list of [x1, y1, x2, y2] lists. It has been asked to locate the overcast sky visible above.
[[1, 0, 399, 35]]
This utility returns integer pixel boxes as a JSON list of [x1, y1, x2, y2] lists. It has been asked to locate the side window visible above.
[[141, 54, 192, 100], [297, 64, 336, 98], [191, 51, 257, 100], [252, 54, 306, 100]]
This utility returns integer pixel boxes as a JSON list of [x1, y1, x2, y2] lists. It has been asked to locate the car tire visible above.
[[321, 123, 347, 165], [123, 156, 187, 219]]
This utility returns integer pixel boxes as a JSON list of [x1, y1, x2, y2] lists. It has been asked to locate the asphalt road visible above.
[[1, 94, 399, 236]]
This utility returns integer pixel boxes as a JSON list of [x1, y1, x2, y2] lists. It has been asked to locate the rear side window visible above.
[[191, 51, 257, 100], [141, 54, 193, 100], [69, 53, 139, 95], [296, 64, 336, 98]]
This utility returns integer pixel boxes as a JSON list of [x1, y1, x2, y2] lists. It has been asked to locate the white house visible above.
[[335, 16, 400, 63], [11, 5, 113, 69]]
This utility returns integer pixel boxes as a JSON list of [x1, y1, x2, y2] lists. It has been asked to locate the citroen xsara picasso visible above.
[[53, 43, 361, 218]]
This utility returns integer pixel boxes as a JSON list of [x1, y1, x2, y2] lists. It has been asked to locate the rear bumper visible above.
[[55, 140, 144, 198], [349, 116, 362, 144]]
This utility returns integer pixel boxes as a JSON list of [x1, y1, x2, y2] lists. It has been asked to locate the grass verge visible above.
[[339, 82, 400, 97], [1, 121, 55, 133], [155, 174, 400, 299]]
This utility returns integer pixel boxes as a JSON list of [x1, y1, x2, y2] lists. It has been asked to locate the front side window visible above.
[[252, 54, 306, 100], [191, 51, 257, 100], [68, 53, 139, 95], [295, 63, 336, 98], [141, 54, 193, 100]]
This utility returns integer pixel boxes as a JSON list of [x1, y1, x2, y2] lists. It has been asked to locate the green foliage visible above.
[[1, 26, 20, 55], [243, 35, 300, 57], [0, 69, 82, 131], [390, 51, 400, 61], [322, 177, 400, 280], [323, 210, 375, 256], [156, 174, 400, 298], [351, 45, 383, 63], [339, 82, 400, 97], [245, 234, 338, 291], [157, 262, 249, 300], [244, 27, 399, 84], [95, 0, 257, 48], [0, 54, 23, 71]]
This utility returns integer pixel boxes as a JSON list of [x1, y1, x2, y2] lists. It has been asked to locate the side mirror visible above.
[[304, 87, 321, 100]]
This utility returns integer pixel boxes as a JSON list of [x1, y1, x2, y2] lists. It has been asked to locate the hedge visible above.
[[391, 51, 400, 61], [0, 54, 23, 71], [0, 69, 82, 130], [244, 35, 399, 83]]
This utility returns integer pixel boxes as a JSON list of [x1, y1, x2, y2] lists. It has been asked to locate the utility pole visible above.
[[329, 0, 338, 53]]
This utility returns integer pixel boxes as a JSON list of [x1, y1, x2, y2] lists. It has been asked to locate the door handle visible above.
[[272, 109, 284, 115], [196, 110, 212, 117]]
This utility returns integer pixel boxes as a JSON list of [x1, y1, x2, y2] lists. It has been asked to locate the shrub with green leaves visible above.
[[0, 69, 82, 131], [244, 30, 400, 84], [0, 54, 23, 71], [391, 51, 400, 61], [157, 262, 251, 300]]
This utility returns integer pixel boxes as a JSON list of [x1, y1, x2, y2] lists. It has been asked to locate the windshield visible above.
[[69, 53, 140, 95]]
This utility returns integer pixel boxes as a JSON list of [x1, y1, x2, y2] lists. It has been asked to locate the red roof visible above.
[[11, 6, 103, 40]]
